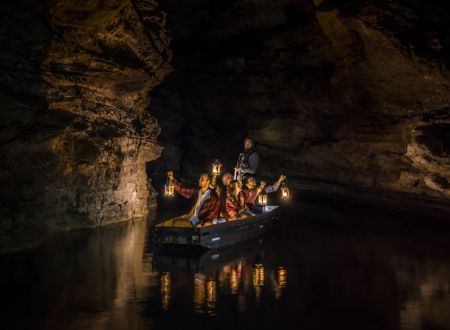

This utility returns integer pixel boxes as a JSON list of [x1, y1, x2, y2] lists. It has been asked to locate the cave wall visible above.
[[0, 0, 172, 252], [150, 0, 450, 209]]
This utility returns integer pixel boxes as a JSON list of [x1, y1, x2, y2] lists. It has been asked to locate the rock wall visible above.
[[0, 0, 172, 252], [150, 0, 450, 213]]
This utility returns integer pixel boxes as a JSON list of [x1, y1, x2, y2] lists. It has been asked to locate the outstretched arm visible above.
[[167, 170, 196, 199], [265, 175, 286, 193], [170, 177, 196, 199]]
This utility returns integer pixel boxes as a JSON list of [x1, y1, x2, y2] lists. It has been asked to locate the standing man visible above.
[[235, 137, 260, 181], [167, 171, 221, 226]]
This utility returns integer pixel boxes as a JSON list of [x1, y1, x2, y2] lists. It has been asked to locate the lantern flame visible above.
[[164, 181, 175, 197], [212, 159, 222, 176], [258, 193, 268, 205]]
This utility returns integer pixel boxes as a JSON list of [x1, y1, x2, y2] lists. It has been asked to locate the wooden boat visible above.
[[152, 205, 280, 249]]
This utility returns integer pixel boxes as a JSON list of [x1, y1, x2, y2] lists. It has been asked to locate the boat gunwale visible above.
[[155, 205, 279, 231]]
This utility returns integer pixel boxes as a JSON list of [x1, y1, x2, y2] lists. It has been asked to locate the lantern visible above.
[[278, 266, 287, 288], [258, 192, 268, 206], [211, 159, 222, 176], [280, 182, 290, 198], [164, 181, 175, 197]]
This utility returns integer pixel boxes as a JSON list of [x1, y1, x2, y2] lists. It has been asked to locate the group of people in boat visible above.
[[166, 138, 286, 227]]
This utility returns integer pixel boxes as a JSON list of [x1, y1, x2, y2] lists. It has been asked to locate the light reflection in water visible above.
[[194, 273, 206, 314], [206, 278, 217, 315], [5, 204, 450, 329], [231, 269, 239, 295], [399, 273, 450, 330], [160, 272, 171, 311], [274, 266, 287, 300], [185, 262, 286, 314], [252, 264, 265, 302]]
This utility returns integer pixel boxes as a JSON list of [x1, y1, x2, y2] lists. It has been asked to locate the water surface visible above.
[[1, 199, 450, 330]]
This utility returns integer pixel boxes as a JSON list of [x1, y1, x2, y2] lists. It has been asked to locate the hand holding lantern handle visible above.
[[164, 171, 175, 197], [280, 176, 290, 198], [167, 170, 174, 182]]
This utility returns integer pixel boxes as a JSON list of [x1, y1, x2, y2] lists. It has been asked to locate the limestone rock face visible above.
[[151, 0, 450, 211], [0, 0, 172, 251]]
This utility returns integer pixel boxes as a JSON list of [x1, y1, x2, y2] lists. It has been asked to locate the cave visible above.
[[0, 0, 449, 249], [1, 0, 450, 327]]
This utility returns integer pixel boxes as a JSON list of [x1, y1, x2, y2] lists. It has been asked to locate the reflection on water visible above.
[[206, 278, 217, 315], [194, 273, 206, 313], [1, 201, 450, 330], [253, 264, 265, 302], [275, 267, 287, 300], [160, 272, 171, 311], [158, 249, 287, 315]]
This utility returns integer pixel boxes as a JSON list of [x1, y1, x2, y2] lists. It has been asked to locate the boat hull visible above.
[[152, 206, 280, 249]]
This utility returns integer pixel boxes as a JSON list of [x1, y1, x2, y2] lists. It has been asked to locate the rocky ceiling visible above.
[[150, 0, 450, 211]]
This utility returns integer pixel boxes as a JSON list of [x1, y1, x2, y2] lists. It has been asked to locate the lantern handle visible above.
[[166, 170, 175, 182]]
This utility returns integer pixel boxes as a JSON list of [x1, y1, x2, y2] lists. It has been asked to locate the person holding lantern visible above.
[[242, 175, 287, 210], [242, 177, 267, 209], [167, 171, 221, 227]]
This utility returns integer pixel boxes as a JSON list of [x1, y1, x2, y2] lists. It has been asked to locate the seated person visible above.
[[216, 172, 233, 199], [242, 175, 286, 209], [222, 172, 233, 188], [218, 172, 233, 216], [167, 171, 221, 227], [242, 177, 266, 209], [225, 180, 253, 220]]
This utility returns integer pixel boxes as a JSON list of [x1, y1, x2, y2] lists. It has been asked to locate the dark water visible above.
[[2, 199, 450, 330]]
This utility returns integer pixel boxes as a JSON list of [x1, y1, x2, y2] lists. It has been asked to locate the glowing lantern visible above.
[[278, 266, 287, 288], [164, 181, 175, 197], [258, 192, 268, 206], [280, 182, 290, 198], [211, 159, 222, 176]]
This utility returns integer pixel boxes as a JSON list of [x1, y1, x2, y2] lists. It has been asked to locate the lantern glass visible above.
[[258, 193, 268, 206], [212, 159, 222, 175], [280, 183, 289, 198], [164, 182, 175, 197]]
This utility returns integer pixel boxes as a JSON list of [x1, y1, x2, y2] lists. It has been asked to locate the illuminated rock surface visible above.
[[0, 0, 172, 251], [150, 0, 450, 213]]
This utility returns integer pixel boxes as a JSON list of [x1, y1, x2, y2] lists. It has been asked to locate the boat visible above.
[[152, 205, 280, 249]]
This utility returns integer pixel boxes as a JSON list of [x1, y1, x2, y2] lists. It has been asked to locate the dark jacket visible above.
[[239, 148, 259, 176]]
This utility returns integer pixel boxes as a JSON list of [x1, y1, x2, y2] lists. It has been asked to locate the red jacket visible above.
[[225, 191, 245, 219], [172, 179, 221, 225], [242, 187, 259, 208]]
